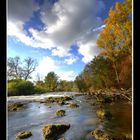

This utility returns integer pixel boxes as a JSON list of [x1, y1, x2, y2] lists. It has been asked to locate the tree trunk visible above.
[[113, 62, 120, 88]]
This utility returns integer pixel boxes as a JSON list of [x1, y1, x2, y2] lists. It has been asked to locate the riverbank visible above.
[[86, 88, 132, 140], [86, 88, 132, 103]]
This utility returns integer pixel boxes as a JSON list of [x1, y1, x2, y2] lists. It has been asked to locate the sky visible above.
[[7, 0, 125, 81]]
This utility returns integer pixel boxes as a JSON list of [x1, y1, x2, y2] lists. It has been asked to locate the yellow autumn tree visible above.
[[97, 0, 132, 87]]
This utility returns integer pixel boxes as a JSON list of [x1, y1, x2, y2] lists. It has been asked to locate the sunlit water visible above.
[[8, 92, 132, 140]]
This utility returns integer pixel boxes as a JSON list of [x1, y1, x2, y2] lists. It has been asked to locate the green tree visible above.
[[75, 74, 87, 92], [44, 72, 59, 92], [8, 79, 35, 96], [90, 56, 116, 89], [34, 80, 46, 93]]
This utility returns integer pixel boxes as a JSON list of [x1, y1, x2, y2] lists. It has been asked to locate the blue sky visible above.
[[8, 0, 125, 81]]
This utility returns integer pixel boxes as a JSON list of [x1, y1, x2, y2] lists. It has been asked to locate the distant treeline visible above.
[[8, 72, 78, 96]]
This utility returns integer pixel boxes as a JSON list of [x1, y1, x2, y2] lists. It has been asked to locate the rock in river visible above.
[[8, 103, 24, 112], [16, 130, 32, 139], [56, 110, 65, 117], [96, 108, 112, 120], [69, 103, 79, 108], [42, 124, 70, 140]]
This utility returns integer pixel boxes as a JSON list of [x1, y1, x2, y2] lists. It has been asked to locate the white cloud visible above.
[[31, 56, 60, 80], [31, 56, 77, 81], [57, 71, 77, 81], [8, 0, 39, 22], [64, 56, 78, 65], [51, 47, 71, 57], [8, 0, 105, 62]]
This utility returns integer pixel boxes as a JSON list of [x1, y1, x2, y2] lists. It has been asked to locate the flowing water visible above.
[[8, 92, 132, 140]]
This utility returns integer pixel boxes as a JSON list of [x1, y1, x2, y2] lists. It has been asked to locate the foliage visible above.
[[96, 0, 132, 87], [58, 80, 78, 92], [34, 80, 47, 93], [44, 72, 59, 92], [8, 79, 35, 96], [75, 0, 132, 92]]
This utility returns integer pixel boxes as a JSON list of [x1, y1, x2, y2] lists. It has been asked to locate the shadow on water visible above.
[[8, 92, 131, 140]]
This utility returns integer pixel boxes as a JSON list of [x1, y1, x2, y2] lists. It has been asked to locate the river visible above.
[[8, 92, 132, 140]]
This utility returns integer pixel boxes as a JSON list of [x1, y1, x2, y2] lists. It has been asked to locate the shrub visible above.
[[8, 79, 35, 96]]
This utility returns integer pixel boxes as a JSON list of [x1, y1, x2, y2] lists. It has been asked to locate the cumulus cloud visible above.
[[31, 56, 61, 80], [57, 71, 77, 81], [64, 56, 78, 65], [31, 56, 77, 81], [40, 0, 105, 59], [8, 0, 39, 22], [8, 0, 105, 63]]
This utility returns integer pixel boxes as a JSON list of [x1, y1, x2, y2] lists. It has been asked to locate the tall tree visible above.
[[22, 57, 38, 80], [8, 56, 37, 80], [44, 72, 59, 92], [96, 0, 132, 87], [8, 56, 23, 80]]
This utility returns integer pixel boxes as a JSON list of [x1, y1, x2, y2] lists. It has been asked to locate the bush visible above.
[[8, 79, 35, 96], [34, 86, 47, 93]]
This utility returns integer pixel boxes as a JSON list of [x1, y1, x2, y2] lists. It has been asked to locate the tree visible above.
[[8, 79, 35, 96], [35, 80, 46, 93], [8, 56, 37, 80], [75, 74, 87, 92], [90, 56, 116, 89], [22, 57, 38, 80], [44, 72, 59, 92], [96, 0, 132, 87], [8, 56, 23, 80], [58, 80, 76, 92]]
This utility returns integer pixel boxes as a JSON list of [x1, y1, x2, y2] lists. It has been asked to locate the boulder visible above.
[[16, 130, 32, 139], [42, 124, 70, 140], [56, 110, 65, 117], [91, 129, 112, 140], [96, 109, 112, 120], [8, 103, 24, 112], [69, 103, 79, 108], [45, 96, 72, 105]]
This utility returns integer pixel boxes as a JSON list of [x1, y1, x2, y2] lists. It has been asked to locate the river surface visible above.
[[8, 92, 132, 140]]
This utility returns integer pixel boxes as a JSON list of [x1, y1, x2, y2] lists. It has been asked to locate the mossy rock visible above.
[[69, 103, 79, 108], [42, 124, 70, 140], [56, 110, 65, 116], [91, 129, 112, 140], [8, 103, 24, 112], [96, 109, 112, 120], [91, 129, 130, 140], [45, 96, 72, 105], [58, 101, 65, 106], [16, 130, 32, 139]]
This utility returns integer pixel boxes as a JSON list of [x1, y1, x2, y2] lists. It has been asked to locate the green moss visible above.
[[91, 129, 130, 140], [96, 109, 112, 120], [8, 103, 24, 112], [56, 110, 65, 116], [69, 103, 79, 108], [16, 131, 32, 139], [45, 96, 72, 105], [42, 124, 70, 140], [91, 129, 112, 140]]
